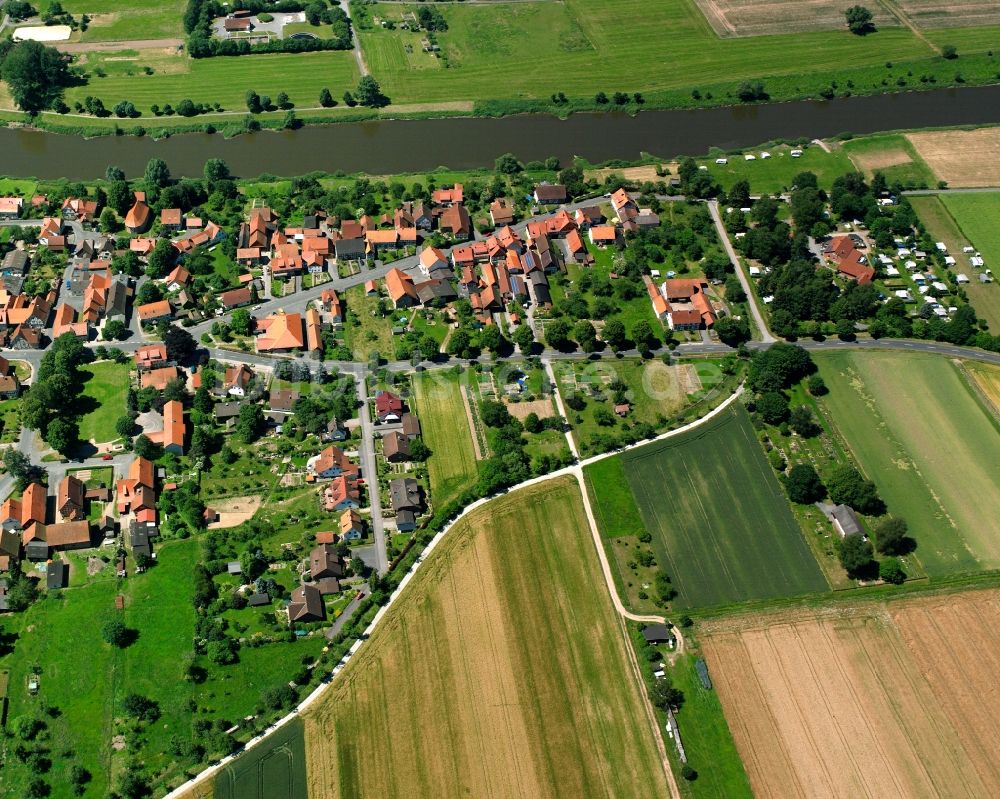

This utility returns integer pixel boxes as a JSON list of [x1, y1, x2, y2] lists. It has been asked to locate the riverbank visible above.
[[2, 85, 1000, 179], [2, 51, 1000, 141]]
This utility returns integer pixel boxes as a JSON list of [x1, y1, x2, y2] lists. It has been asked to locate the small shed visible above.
[[46, 560, 67, 590], [642, 623, 675, 646], [227, 561, 243, 575], [247, 592, 270, 607]]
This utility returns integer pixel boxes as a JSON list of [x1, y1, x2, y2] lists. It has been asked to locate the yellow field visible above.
[[907, 127, 1000, 187], [703, 590, 1000, 798], [303, 478, 670, 798], [965, 362, 1000, 418]]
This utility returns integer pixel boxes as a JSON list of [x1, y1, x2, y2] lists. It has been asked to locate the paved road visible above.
[[708, 199, 775, 343], [355, 374, 388, 574], [341, 0, 369, 77], [324, 583, 371, 640]]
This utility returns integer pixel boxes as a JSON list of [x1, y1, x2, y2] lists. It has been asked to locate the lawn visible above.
[[816, 351, 1000, 576], [667, 652, 752, 799], [341, 285, 395, 362], [412, 369, 479, 507], [0, 396, 21, 444], [60, 0, 187, 41], [706, 143, 854, 193], [612, 404, 828, 609], [303, 477, 671, 798], [556, 357, 736, 456], [0, 535, 325, 798], [77, 360, 129, 444]]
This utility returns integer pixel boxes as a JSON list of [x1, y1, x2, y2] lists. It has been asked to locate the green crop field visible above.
[[412, 370, 479, 506], [355, 0, 991, 107], [214, 718, 308, 799], [62, 49, 359, 116], [816, 351, 1000, 576], [304, 477, 670, 798], [613, 404, 828, 609], [77, 360, 129, 443]]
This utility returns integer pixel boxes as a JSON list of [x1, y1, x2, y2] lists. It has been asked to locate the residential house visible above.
[[574, 205, 605, 228], [39, 217, 65, 250], [489, 198, 515, 226], [61, 197, 99, 221], [165, 265, 191, 292], [134, 343, 169, 371], [161, 208, 182, 230], [322, 475, 360, 511], [308, 445, 359, 479], [320, 289, 343, 324], [382, 431, 410, 462], [0, 197, 23, 219], [388, 477, 422, 515], [588, 225, 619, 247], [385, 268, 419, 309], [659, 278, 716, 331], [418, 246, 449, 277], [439, 205, 472, 240], [2, 249, 29, 276], [137, 300, 173, 326], [220, 286, 253, 310], [610, 188, 639, 222], [533, 184, 567, 205], [432, 183, 463, 205], [58, 475, 86, 522], [339, 509, 364, 541], [140, 365, 180, 391], [287, 583, 324, 622], [147, 399, 185, 455], [219, 364, 254, 397], [269, 389, 298, 414], [309, 544, 345, 580], [374, 390, 404, 423], [305, 307, 323, 353], [256, 312, 305, 353]]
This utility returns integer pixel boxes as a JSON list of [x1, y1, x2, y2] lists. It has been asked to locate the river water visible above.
[[1, 85, 1000, 179]]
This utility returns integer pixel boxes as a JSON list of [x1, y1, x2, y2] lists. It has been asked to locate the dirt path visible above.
[[879, 0, 941, 54], [54, 38, 184, 53], [459, 384, 486, 460]]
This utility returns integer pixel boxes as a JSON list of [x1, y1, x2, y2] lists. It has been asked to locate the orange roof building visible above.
[[305, 307, 323, 353], [124, 193, 152, 233], [256, 312, 305, 352], [385, 268, 418, 308], [147, 399, 185, 455]]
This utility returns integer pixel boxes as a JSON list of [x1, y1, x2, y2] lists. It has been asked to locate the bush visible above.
[[785, 464, 825, 504], [879, 557, 906, 584]]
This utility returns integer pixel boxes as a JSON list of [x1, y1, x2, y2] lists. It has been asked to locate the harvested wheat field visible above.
[[702, 589, 1000, 798], [965, 362, 1000, 418], [695, 0, 897, 37], [304, 477, 669, 799], [896, 0, 1000, 28], [907, 127, 1000, 187]]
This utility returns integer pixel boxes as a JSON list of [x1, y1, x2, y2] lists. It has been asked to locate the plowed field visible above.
[[702, 590, 1000, 798]]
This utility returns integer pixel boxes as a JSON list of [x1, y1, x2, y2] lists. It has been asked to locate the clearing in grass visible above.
[[816, 351, 1000, 575], [702, 589, 1000, 798], [411, 369, 479, 506], [694, 0, 898, 38], [615, 404, 828, 609], [841, 132, 937, 187], [303, 478, 671, 799], [341, 285, 395, 362], [76, 360, 129, 444]]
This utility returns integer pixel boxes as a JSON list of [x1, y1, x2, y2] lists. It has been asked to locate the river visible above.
[[2, 84, 1000, 179]]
